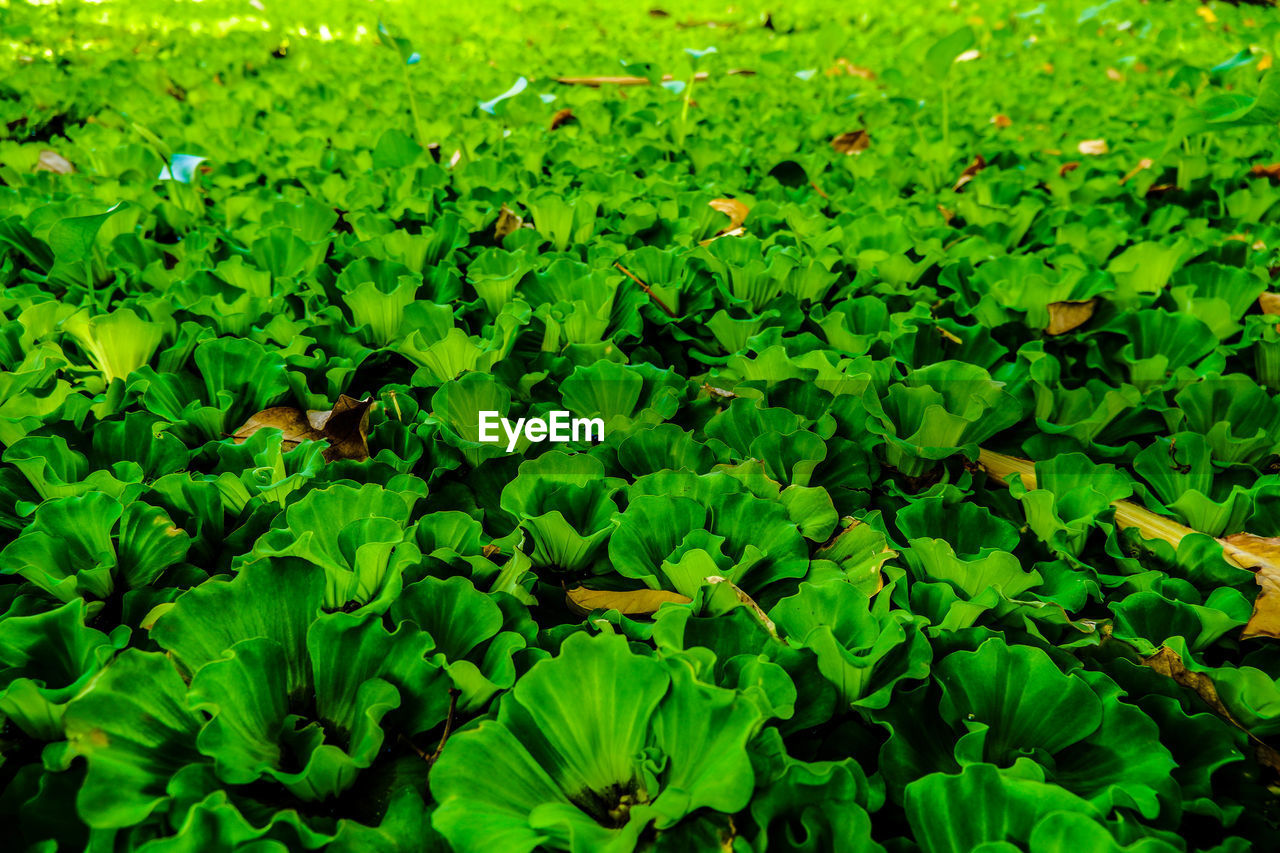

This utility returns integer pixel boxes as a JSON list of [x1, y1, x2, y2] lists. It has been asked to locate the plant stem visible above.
[[401, 63, 428, 152], [941, 82, 951, 150], [681, 74, 695, 126], [428, 688, 461, 767]]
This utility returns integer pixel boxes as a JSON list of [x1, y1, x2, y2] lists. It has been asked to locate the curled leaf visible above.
[[1218, 534, 1280, 640], [493, 203, 524, 241], [704, 575, 782, 643], [831, 130, 870, 155], [708, 198, 750, 235], [1119, 157, 1154, 185], [1044, 298, 1098, 336], [232, 395, 373, 462], [34, 149, 74, 174], [1058, 161, 1080, 176], [952, 153, 986, 192], [564, 586, 691, 617], [549, 108, 575, 130]]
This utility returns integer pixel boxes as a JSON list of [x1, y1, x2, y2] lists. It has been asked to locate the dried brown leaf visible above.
[[831, 130, 870, 155], [1143, 647, 1232, 717], [1219, 533, 1280, 640], [34, 149, 74, 174], [232, 394, 372, 462], [1142, 645, 1280, 774], [1058, 161, 1080, 176], [549, 108, 575, 131], [1045, 298, 1098, 335], [991, 113, 1012, 128], [1250, 163, 1280, 180], [1260, 292, 1280, 316], [565, 586, 691, 618], [494, 203, 524, 241], [233, 407, 320, 448], [952, 153, 987, 192]]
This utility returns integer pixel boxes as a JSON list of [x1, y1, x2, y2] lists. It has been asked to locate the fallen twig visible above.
[[554, 70, 753, 86], [614, 262, 678, 318], [428, 688, 462, 768]]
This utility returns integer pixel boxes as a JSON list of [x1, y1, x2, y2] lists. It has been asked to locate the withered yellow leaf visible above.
[[1259, 292, 1280, 316], [1219, 533, 1280, 640], [708, 198, 750, 233], [1078, 139, 1108, 156], [564, 586, 691, 618]]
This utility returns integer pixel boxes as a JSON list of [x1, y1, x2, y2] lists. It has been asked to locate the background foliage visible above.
[[3, 0, 1280, 850]]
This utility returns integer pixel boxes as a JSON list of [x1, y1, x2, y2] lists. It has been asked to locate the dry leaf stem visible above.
[[613, 262, 678, 318], [428, 688, 462, 768]]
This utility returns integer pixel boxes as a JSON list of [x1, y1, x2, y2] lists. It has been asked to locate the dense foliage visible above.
[[3, 0, 1280, 849]]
